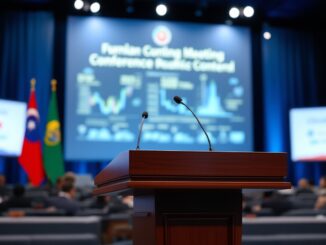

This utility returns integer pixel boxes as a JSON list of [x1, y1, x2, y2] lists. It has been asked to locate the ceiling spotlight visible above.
[[156, 4, 167, 16], [90, 2, 101, 13], [74, 0, 84, 10], [243, 6, 254, 18], [263, 31, 272, 40], [229, 7, 240, 19]]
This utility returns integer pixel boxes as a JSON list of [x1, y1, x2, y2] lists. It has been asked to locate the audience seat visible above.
[[6, 208, 66, 216], [243, 216, 326, 245], [0, 216, 101, 245], [243, 234, 326, 245], [0, 234, 98, 245], [282, 209, 326, 216]]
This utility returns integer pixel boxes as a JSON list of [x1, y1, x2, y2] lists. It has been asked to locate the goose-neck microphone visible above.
[[136, 111, 148, 150], [173, 96, 213, 151]]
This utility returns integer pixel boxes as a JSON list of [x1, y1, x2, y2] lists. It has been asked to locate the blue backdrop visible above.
[[0, 11, 54, 183], [262, 26, 326, 185], [0, 11, 325, 185]]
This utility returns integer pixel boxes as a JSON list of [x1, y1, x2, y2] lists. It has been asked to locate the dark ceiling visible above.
[[1, 0, 325, 25]]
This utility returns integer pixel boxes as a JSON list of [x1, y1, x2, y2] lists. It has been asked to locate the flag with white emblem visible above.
[[18, 79, 45, 186]]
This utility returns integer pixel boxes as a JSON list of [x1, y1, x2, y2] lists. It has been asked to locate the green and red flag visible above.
[[43, 79, 65, 184]]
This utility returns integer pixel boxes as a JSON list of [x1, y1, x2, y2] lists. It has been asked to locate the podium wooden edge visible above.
[[93, 179, 291, 196]]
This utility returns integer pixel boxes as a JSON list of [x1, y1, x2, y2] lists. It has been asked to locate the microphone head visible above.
[[173, 96, 183, 104], [142, 111, 148, 119]]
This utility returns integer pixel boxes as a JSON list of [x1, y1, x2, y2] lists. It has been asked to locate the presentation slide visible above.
[[0, 99, 26, 156], [290, 107, 326, 161], [65, 17, 252, 160]]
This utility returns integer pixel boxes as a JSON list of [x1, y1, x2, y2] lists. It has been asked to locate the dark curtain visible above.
[[262, 26, 326, 185], [0, 11, 54, 184], [0, 11, 105, 183]]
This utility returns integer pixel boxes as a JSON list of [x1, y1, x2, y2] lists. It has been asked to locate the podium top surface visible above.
[[94, 150, 291, 195]]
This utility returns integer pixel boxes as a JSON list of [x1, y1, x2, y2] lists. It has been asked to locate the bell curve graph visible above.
[[89, 87, 133, 115]]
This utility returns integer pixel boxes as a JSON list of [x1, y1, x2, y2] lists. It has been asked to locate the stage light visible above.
[[90, 2, 100, 13], [263, 31, 272, 40], [229, 7, 240, 19], [74, 0, 84, 10], [156, 4, 167, 16], [243, 6, 254, 18]]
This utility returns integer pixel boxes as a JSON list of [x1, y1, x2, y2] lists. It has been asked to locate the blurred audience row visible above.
[[2, 174, 326, 217], [0, 173, 133, 216], [242, 176, 326, 216]]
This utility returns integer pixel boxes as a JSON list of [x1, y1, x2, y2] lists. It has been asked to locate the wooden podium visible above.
[[94, 150, 290, 245]]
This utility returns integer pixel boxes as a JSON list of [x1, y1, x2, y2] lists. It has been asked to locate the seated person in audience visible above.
[[62, 172, 90, 200], [89, 195, 111, 212], [108, 195, 133, 213], [0, 175, 10, 201], [295, 178, 315, 195], [63, 171, 76, 185], [315, 194, 326, 210], [87, 194, 133, 214], [56, 176, 64, 189], [252, 191, 293, 216], [122, 195, 133, 208], [242, 194, 255, 216], [47, 182, 81, 215], [317, 176, 326, 195], [48, 176, 64, 196], [0, 184, 32, 213]]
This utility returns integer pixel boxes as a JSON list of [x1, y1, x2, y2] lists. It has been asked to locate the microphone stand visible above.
[[136, 112, 148, 150], [174, 96, 213, 151], [180, 102, 213, 151]]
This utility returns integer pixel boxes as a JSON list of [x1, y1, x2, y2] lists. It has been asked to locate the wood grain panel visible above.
[[129, 180, 291, 189], [164, 216, 232, 245], [94, 150, 289, 195], [129, 150, 287, 178], [94, 151, 129, 187]]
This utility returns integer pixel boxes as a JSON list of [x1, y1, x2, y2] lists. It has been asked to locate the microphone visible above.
[[135, 111, 148, 150], [173, 96, 213, 151]]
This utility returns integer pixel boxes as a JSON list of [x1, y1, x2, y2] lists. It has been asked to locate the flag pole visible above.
[[51, 79, 57, 92], [30, 78, 36, 91]]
